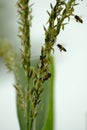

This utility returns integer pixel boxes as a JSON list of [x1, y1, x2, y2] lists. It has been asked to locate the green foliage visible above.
[[16, 57, 54, 130], [44, 57, 54, 130]]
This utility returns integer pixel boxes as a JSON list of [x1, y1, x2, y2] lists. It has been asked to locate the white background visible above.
[[0, 0, 87, 130]]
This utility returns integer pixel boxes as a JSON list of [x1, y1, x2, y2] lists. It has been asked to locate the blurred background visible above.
[[0, 0, 87, 130]]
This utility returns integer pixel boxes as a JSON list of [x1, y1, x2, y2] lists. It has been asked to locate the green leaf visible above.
[[16, 65, 27, 130], [44, 57, 54, 130], [16, 56, 54, 130]]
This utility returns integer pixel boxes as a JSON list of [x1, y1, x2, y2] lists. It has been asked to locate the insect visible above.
[[43, 73, 51, 82], [40, 55, 46, 60], [57, 44, 67, 52], [74, 15, 83, 23]]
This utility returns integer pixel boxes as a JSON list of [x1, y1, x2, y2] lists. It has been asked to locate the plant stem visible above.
[[17, 0, 32, 129], [27, 81, 30, 130]]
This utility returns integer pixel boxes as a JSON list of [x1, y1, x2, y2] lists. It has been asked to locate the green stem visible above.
[[26, 8, 31, 130], [26, 13, 31, 130], [17, 0, 32, 129], [27, 80, 30, 130]]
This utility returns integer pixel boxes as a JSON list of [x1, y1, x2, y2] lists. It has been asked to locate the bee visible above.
[[40, 55, 46, 60], [57, 44, 67, 52], [74, 15, 83, 23], [43, 73, 51, 82]]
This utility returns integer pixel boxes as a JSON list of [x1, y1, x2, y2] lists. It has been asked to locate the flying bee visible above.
[[74, 15, 83, 23], [57, 44, 67, 52]]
